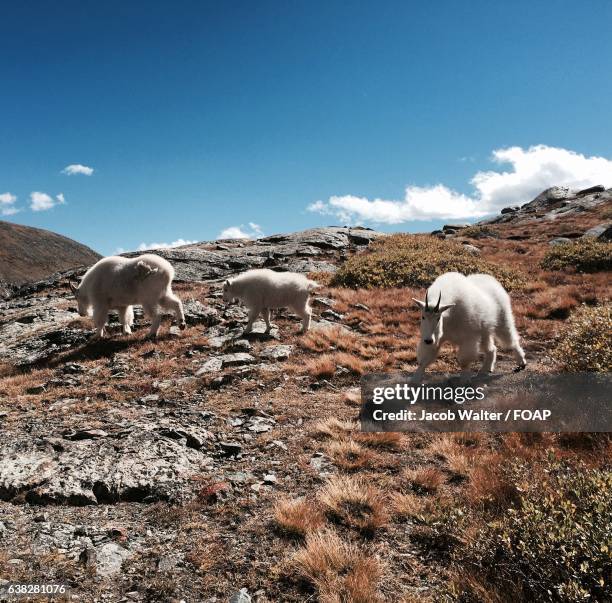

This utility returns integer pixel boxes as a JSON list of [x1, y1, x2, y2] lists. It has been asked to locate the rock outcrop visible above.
[[479, 185, 612, 226]]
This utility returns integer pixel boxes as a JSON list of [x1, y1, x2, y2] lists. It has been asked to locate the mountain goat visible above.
[[411, 272, 526, 381], [70, 254, 185, 339], [222, 269, 319, 334]]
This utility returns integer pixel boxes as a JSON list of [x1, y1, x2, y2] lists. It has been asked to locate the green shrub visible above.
[[552, 304, 612, 372], [458, 225, 498, 239], [541, 239, 612, 273], [453, 464, 612, 602], [331, 234, 524, 290], [500, 466, 611, 602]]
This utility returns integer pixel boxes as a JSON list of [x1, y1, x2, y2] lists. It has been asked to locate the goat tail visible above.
[[495, 308, 520, 349], [306, 279, 320, 291]]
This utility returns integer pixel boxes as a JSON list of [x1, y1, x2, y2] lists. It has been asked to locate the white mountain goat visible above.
[[411, 272, 526, 381], [69, 254, 186, 339], [222, 269, 319, 334]]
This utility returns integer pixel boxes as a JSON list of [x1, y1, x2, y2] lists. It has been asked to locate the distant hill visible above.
[[0, 220, 100, 289]]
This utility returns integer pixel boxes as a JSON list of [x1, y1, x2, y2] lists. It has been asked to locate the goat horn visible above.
[[425, 291, 429, 311], [435, 292, 442, 312]]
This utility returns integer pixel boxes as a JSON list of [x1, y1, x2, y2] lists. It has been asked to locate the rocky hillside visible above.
[[0, 220, 101, 297], [0, 197, 609, 602], [431, 184, 612, 241]]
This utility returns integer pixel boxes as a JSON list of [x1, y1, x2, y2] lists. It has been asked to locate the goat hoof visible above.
[[513, 363, 526, 373]]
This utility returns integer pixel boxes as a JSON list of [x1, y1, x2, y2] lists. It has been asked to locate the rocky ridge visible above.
[[431, 185, 612, 242]]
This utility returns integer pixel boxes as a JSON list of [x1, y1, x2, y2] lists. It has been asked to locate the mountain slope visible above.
[[0, 220, 101, 288], [0, 195, 609, 601]]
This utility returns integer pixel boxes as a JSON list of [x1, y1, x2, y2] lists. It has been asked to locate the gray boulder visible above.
[[582, 223, 612, 241]]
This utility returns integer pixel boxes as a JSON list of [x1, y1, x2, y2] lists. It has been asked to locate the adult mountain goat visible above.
[[411, 272, 526, 381], [223, 269, 319, 334], [70, 254, 185, 339]]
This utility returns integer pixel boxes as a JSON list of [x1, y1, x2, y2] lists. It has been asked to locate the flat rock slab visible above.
[[259, 345, 293, 361], [0, 421, 214, 505], [196, 357, 224, 375], [220, 353, 256, 367]]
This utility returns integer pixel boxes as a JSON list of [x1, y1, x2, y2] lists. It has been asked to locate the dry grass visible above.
[[318, 475, 388, 533], [343, 387, 361, 406], [274, 498, 325, 537], [445, 572, 517, 603], [3, 204, 611, 601], [302, 354, 337, 378], [295, 350, 384, 378], [291, 529, 384, 603], [525, 285, 580, 319], [325, 439, 381, 471], [464, 458, 519, 511], [310, 417, 356, 440], [299, 326, 364, 355], [390, 492, 432, 521], [333, 352, 368, 375], [402, 467, 446, 494], [427, 434, 476, 477], [353, 431, 403, 451]]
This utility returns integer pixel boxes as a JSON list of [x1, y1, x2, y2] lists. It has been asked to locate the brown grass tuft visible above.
[[353, 431, 403, 451], [274, 498, 325, 537], [402, 467, 446, 494], [291, 529, 384, 603], [302, 354, 337, 378], [325, 439, 380, 471], [310, 417, 356, 440], [343, 387, 361, 406], [319, 476, 388, 533], [390, 492, 430, 521], [464, 457, 519, 511]]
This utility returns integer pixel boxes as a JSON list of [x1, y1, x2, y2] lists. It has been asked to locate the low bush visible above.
[[502, 466, 611, 601], [552, 303, 611, 372], [449, 464, 612, 602], [459, 225, 498, 239], [332, 235, 523, 290], [541, 238, 612, 273]]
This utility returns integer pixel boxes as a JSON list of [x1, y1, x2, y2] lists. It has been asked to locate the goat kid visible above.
[[223, 268, 319, 334]]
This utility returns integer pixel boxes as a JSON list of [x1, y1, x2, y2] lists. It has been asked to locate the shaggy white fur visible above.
[[223, 268, 319, 334], [70, 254, 185, 339], [412, 272, 526, 381]]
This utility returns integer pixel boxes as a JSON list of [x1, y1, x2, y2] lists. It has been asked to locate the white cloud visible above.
[[308, 145, 612, 224], [0, 192, 20, 216], [473, 146, 612, 209], [30, 192, 66, 212], [0, 192, 16, 205], [62, 164, 94, 176], [308, 186, 483, 223], [137, 238, 198, 251], [217, 222, 264, 240]]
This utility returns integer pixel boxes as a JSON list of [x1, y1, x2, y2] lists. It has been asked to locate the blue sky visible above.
[[2, 1, 612, 255]]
